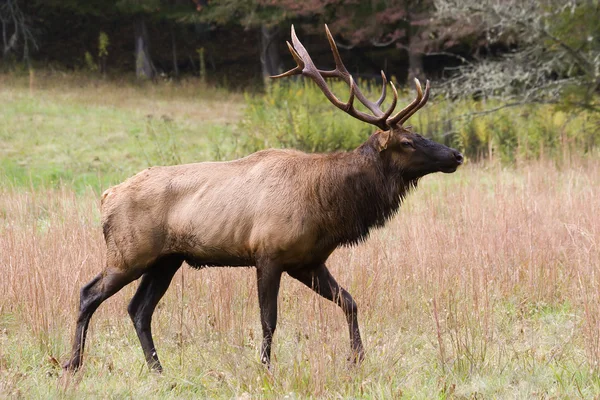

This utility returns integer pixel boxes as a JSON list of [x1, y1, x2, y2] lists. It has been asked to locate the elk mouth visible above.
[[440, 165, 459, 173], [438, 151, 463, 173]]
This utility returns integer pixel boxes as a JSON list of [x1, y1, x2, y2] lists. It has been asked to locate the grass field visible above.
[[1, 72, 600, 398], [0, 71, 242, 191]]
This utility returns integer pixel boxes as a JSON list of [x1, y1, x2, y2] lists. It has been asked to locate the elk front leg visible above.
[[288, 264, 364, 363], [256, 262, 282, 366], [127, 255, 183, 372]]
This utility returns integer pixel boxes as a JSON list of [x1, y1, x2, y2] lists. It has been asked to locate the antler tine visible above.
[[287, 25, 351, 109], [376, 71, 387, 106], [396, 79, 430, 126], [321, 24, 350, 77], [319, 24, 390, 118], [346, 76, 357, 111], [386, 78, 424, 127], [270, 41, 304, 79], [383, 80, 398, 119]]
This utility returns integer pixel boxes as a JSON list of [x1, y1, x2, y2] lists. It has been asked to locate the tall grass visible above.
[[1, 160, 599, 398]]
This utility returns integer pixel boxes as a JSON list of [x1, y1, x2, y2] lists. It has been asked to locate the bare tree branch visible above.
[[396, 43, 471, 64], [434, 0, 600, 111], [0, 0, 37, 61]]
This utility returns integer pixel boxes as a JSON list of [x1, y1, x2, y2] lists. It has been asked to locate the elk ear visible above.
[[375, 130, 392, 152]]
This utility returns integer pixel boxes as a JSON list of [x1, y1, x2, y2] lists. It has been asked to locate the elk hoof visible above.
[[348, 349, 365, 365], [148, 362, 163, 374], [62, 360, 80, 372]]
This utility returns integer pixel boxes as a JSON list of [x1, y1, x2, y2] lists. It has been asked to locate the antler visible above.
[[386, 78, 430, 126], [272, 25, 398, 131], [272, 25, 431, 130]]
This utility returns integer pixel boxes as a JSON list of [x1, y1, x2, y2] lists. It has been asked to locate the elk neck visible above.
[[315, 134, 418, 248]]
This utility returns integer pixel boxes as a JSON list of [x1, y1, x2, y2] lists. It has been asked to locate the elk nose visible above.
[[454, 151, 464, 165]]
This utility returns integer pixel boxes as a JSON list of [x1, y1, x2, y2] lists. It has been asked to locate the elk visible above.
[[64, 25, 463, 373]]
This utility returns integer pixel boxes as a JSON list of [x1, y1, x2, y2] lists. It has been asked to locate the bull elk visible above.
[[64, 25, 463, 373]]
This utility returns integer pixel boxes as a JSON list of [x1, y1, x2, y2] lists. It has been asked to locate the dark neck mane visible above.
[[316, 138, 418, 247]]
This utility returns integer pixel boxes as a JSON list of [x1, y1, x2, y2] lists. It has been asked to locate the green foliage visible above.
[[84, 51, 98, 71], [448, 106, 600, 162], [545, 1, 600, 109], [98, 31, 109, 58], [236, 80, 600, 162], [546, 1, 599, 68], [231, 80, 374, 156], [192, 0, 285, 27]]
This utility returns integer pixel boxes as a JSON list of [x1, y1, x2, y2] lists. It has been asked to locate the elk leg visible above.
[[288, 264, 365, 363], [64, 267, 142, 371], [127, 255, 183, 372], [256, 262, 282, 366]]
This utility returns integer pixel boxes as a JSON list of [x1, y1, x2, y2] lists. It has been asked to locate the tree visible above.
[[0, 0, 38, 63], [39, 0, 199, 79], [434, 0, 600, 111], [192, 0, 285, 79], [133, 14, 155, 79], [117, 0, 163, 80], [263, 0, 441, 82], [196, 1, 451, 84]]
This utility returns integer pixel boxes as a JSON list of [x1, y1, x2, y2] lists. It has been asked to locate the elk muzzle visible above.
[[406, 136, 464, 176], [440, 149, 463, 173]]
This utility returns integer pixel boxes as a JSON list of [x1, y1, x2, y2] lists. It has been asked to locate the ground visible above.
[[1, 72, 600, 398]]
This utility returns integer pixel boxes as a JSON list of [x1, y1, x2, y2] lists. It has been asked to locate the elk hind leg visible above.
[[288, 264, 365, 363], [256, 262, 283, 366], [127, 255, 183, 372], [64, 267, 142, 371]]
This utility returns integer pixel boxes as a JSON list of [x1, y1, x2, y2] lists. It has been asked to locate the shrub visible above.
[[235, 79, 600, 163], [236, 79, 374, 154]]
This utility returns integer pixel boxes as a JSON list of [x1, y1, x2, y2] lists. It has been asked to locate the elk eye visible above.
[[401, 140, 413, 148]]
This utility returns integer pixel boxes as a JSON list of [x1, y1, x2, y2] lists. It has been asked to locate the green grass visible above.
[[1, 303, 596, 398], [0, 72, 240, 192]]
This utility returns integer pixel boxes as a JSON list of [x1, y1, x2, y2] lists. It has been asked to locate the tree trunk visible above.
[[1, 16, 7, 56], [134, 16, 154, 80], [406, 10, 425, 84], [170, 24, 178, 79], [100, 55, 107, 78], [407, 42, 424, 83], [259, 25, 281, 82]]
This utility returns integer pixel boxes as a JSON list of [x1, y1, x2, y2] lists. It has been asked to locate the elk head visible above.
[[272, 25, 463, 179]]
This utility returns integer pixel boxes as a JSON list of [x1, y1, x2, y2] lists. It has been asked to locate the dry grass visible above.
[[1, 159, 599, 398]]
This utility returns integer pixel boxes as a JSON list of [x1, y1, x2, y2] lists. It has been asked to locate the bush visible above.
[[234, 79, 600, 163], [236, 79, 375, 154]]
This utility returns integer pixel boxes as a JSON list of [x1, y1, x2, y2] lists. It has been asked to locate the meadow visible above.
[[1, 72, 600, 398]]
